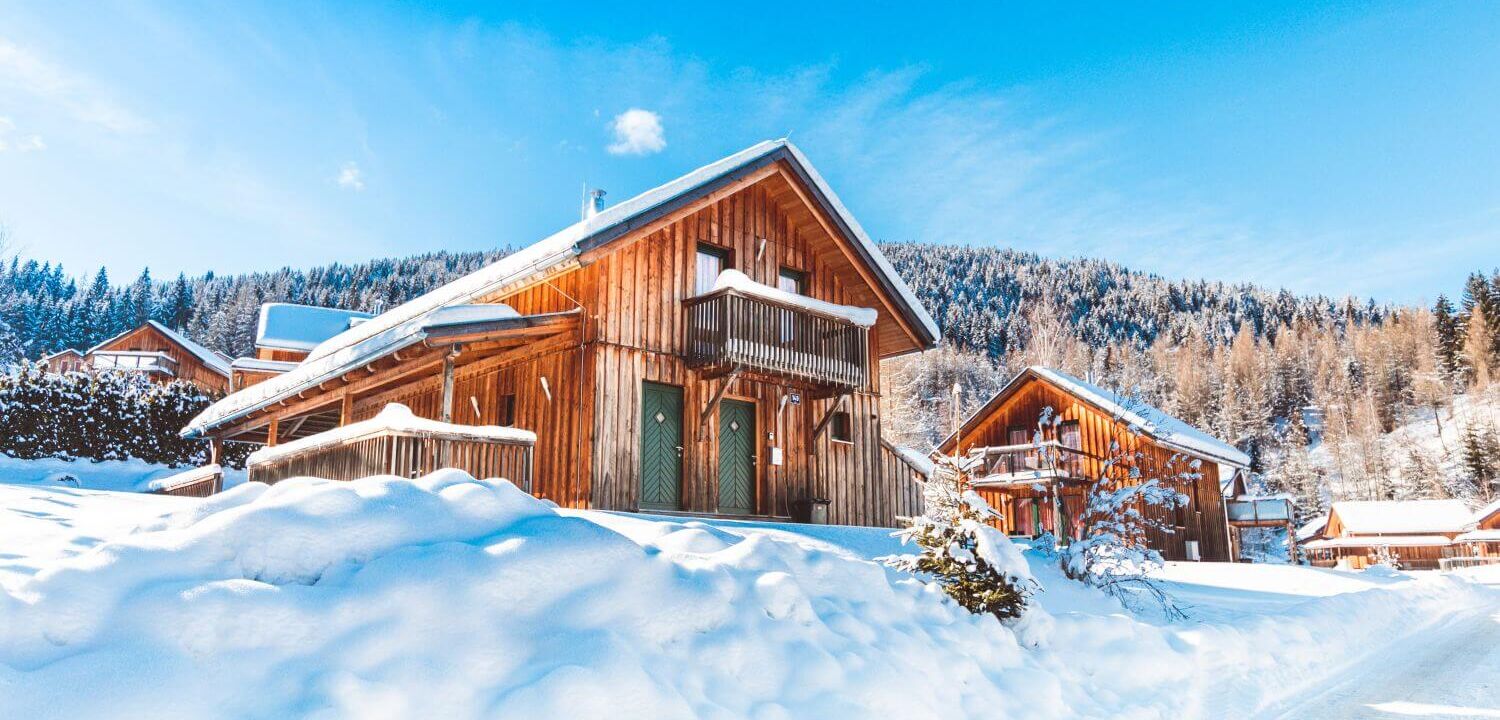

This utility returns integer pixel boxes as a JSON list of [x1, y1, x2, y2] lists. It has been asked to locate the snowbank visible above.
[[1, 472, 1495, 719]]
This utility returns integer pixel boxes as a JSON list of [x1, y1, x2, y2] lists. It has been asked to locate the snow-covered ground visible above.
[[0, 453, 248, 494], [0, 471, 1496, 719]]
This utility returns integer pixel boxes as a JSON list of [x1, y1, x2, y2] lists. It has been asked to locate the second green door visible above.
[[718, 399, 756, 515]]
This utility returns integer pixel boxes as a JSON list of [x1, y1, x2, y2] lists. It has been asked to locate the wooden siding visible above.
[[90, 324, 229, 394], [946, 374, 1231, 562]]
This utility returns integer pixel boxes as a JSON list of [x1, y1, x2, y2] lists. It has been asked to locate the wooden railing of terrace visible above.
[[249, 426, 534, 490], [967, 441, 1091, 485], [682, 289, 869, 392]]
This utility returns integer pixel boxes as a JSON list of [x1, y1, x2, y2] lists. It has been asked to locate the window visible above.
[[497, 394, 516, 427], [830, 411, 852, 443], [1006, 426, 1033, 472], [1059, 420, 1082, 475], [695, 244, 730, 295], [777, 267, 805, 295]]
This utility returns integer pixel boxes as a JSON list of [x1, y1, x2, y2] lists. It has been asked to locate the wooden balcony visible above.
[[967, 441, 1090, 487], [683, 288, 869, 392], [91, 351, 179, 376]]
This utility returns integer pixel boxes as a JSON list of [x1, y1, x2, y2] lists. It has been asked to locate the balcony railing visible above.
[[683, 288, 869, 391], [91, 351, 179, 376], [966, 441, 1089, 486], [1226, 497, 1293, 525]]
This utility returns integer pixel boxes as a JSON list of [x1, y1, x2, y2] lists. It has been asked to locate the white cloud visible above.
[[0, 39, 148, 134], [336, 162, 365, 191], [606, 108, 665, 156], [0, 115, 46, 152]]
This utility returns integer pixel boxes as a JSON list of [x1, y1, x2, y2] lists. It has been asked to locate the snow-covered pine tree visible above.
[[885, 453, 1036, 622]]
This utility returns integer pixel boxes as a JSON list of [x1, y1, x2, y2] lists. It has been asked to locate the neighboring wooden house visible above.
[[40, 348, 87, 373], [62, 321, 232, 394], [1221, 471, 1296, 563], [182, 140, 938, 526], [229, 303, 372, 390], [1302, 500, 1471, 570], [937, 366, 1248, 562], [1457, 499, 1500, 558]]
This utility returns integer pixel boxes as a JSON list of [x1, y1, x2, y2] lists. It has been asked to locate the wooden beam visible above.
[[440, 347, 460, 423], [808, 393, 850, 452], [697, 366, 742, 440]]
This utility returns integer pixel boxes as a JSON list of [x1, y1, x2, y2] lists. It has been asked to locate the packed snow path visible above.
[[1256, 603, 1500, 719]]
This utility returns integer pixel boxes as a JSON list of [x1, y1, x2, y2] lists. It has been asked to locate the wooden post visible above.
[[208, 437, 223, 465], [340, 392, 355, 426], [266, 417, 280, 447], [440, 347, 459, 424]]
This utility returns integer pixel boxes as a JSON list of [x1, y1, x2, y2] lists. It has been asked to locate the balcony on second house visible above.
[[683, 272, 872, 393], [966, 441, 1090, 487], [91, 350, 180, 377]]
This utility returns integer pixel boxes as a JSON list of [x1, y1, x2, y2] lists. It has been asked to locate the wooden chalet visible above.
[[230, 304, 372, 390], [938, 366, 1249, 562], [1302, 500, 1471, 570], [182, 140, 938, 527], [52, 321, 232, 394], [1455, 499, 1500, 559], [40, 348, 86, 373], [1221, 472, 1296, 563]]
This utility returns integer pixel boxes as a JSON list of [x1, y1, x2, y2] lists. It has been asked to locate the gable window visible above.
[[777, 267, 805, 295], [830, 411, 852, 444], [695, 244, 730, 295]]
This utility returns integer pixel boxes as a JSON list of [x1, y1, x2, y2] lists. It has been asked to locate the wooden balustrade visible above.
[[682, 289, 869, 391], [967, 441, 1089, 484]]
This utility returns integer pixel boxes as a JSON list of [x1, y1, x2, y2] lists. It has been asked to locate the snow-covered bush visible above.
[[887, 453, 1036, 621], [1053, 414, 1193, 616], [0, 362, 239, 467]]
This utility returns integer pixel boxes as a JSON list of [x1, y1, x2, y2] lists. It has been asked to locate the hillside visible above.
[[2, 244, 1496, 512]]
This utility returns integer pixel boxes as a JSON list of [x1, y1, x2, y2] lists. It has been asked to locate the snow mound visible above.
[[0, 472, 1058, 719]]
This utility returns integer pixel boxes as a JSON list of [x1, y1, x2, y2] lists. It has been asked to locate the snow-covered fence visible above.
[[247, 404, 535, 489], [0, 363, 232, 467], [146, 463, 223, 497]]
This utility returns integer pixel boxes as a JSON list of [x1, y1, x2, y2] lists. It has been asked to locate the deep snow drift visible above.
[[1, 473, 1496, 719]]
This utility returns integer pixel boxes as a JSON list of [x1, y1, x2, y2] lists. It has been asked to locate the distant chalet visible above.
[[183, 140, 938, 527], [44, 320, 231, 394]]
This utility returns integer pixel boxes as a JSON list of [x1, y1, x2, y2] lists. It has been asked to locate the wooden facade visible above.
[[939, 369, 1235, 562], [1304, 501, 1471, 570], [193, 145, 934, 527], [79, 322, 231, 394], [248, 423, 534, 490], [1459, 503, 1500, 558]]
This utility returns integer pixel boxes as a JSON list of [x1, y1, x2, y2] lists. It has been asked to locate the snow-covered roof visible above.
[[1303, 535, 1455, 549], [185, 139, 936, 438], [888, 443, 935, 477], [230, 357, 299, 373], [89, 321, 231, 377], [255, 303, 373, 352], [422, 304, 522, 329], [1295, 513, 1330, 542], [1469, 497, 1500, 528], [142, 464, 222, 492], [247, 404, 536, 467], [710, 270, 878, 327], [945, 366, 1251, 468], [1329, 500, 1473, 536], [43, 348, 83, 359], [1456, 528, 1500, 543]]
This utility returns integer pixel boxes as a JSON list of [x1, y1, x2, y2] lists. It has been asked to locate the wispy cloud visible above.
[[606, 108, 665, 155], [0, 116, 45, 152], [0, 38, 149, 134], [336, 162, 365, 191]]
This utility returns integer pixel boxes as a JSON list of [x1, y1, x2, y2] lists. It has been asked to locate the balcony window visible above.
[[830, 411, 852, 443], [777, 268, 805, 294], [695, 244, 730, 295]]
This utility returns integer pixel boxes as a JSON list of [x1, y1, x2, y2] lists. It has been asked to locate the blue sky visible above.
[[0, 2, 1495, 303]]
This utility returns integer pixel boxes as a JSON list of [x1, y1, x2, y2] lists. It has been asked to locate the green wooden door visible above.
[[718, 399, 756, 515], [640, 382, 683, 511]]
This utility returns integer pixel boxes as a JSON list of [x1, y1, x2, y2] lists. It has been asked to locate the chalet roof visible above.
[[944, 366, 1252, 468], [1469, 497, 1500, 528], [1327, 500, 1473, 536], [1295, 513, 1329, 543], [256, 303, 373, 352], [184, 140, 937, 438], [89, 320, 231, 377], [1457, 528, 1500, 543], [1303, 535, 1455, 549], [230, 357, 298, 373], [43, 348, 83, 360]]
